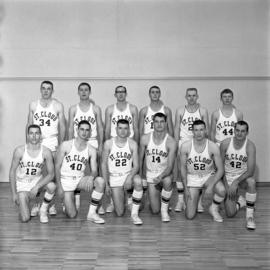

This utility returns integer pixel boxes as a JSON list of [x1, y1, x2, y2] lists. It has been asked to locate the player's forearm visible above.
[[9, 176, 17, 197], [36, 172, 54, 189]]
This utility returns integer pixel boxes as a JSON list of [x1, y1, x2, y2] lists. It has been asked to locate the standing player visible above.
[[104, 86, 139, 212], [67, 82, 104, 210], [27, 80, 66, 216], [139, 85, 173, 137], [210, 88, 243, 146], [55, 120, 105, 224], [9, 124, 56, 223], [220, 121, 257, 230], [139, 112, 177, 222], [174, 88, 209, 212], [101, 119, 143, 225], [180, 120, 226, 222]]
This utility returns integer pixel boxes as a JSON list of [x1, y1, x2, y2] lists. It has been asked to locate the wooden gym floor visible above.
[[0, 183, 269, 270]]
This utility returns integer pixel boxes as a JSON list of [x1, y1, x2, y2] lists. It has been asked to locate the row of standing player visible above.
[[9, 81, 256, 229]]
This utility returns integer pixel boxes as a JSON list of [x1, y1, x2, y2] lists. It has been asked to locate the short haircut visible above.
[[41, 80, 53, 89], [115, 85, 127, 93], [78, 120, 91, 129], [220, 88, 233, 98], [149, 85, 160, 94], [78, 82, 91, 92], [117, 119, 129, 127], [153, 112, 167, 122], [235, 120, 249, 132], [192, 119, 206, 129], [27, 124, 41, 134], [186, 87, 198, 94]]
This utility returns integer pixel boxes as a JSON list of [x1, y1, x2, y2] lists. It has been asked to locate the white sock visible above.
[[131, 190, 143, 216], [40, 192, 54, 212], [246, 192, 256, 218], [88, 190, 103, 215], [161, 189, 172, 212]]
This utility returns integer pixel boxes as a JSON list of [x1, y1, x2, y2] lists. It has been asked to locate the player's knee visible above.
[[95, 177, 105, 190], [185, 209, 196, 220], [246, 177, 256, 190], [133, 175, 143, 190], [216, 186, 226, 198], [150, 206, 160, 215], [46, 182, 56, 193], [114, 208, 124, 217], [162, 176, 172, 189], [66, 209, 77, 219], [225, 207, 237, 218], [20, 213, 31, 223]]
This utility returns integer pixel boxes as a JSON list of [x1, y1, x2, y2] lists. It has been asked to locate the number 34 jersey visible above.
[[60, 140, 89, 179], [224, 138, 248, 185], [108, 138, 132, 177], [33, 100, 59, 140]]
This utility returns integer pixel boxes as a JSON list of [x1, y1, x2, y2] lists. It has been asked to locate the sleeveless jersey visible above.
[[180, 106, 201, 141], [225, 138, 248, 179], [60, 140, 89, 178], [108, 138, 132, 176], [187, 139, 215, 177], [33, 100, 59, 139], [16, 145, 44, 182], [215, 108, 237, 144], [73, 104, 97, 140], [110, 104, 134, 137], [146, 132, 169, 179], [144, 105, 165, 134]]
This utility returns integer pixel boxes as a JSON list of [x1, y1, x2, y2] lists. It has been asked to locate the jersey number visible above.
[[152, 156, 161, 163], [222, 128, 233, 136], [26, 168, 37, 175], [188, 123, 193, 131], [230, 161, 241, 169], [70, 163, 83, 171], [39, 119, 51, 127], [115, 159, 127, 167], [194, 163, 205, 170]]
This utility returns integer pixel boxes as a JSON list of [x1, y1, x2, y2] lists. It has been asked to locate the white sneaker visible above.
[[161, 211, 171, 222], [106, 201, 114, 213], [246, 217, 256, 230], [174, 199, 185, 212], [62, 203, 66, 214], [39, 210, 49, 223], [98, 205, 105, 215], [87, 213, 105, 224], [131, 214, 143, 225], [48, 204, 57, 216], [209, 204, 223, 223], [30, 203, 40, 217]]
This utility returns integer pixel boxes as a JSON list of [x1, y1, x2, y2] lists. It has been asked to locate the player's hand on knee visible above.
[[57, 185, 64, 200], [105, 184, 111, 196], [153, 176, 162, 185], [228, 182, 238, 201], [202, 187, 213, 209]]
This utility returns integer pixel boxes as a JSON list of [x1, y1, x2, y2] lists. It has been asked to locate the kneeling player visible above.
[[102, 119, 143, 225], [140, 113, 177, 222], [220, 120, 257, 230], [55, 120, 105, 224], [180, 120, 226, 222], [9, 124, 56, 223]]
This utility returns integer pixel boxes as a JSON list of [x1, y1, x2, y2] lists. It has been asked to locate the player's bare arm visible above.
[[131, 105, 139, 142], [139, 134, 149, 177], [174, 108, 183, 142], [55, 101, 66, 144], [88, 145, 98, 179], [138, 106, 147, 137], [67, 105, 76, 139], [105, 105, 113, 140], [9, 146, 24, 205], [101, 139, 112, 194], [164, 106, 174, 137], [93, 105, 104, 152], [201, 107, 210, 136], [210, 111, 218, 141]]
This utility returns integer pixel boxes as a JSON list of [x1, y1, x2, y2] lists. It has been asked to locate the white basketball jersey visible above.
[[225, 138, 248, 179], [215, 108, 237, 144], [33, 100, 59, 139], [16, 145, 44, 182], [187, 139, 215, 177], [180, 106, 201, 141], [110, 104, 134, 137], [144, 105, 165, 134], [73, 104, 97, 140], [108, 138, 133, 176], [60, 140, 89, 178], [146, 132, 169, 179]]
